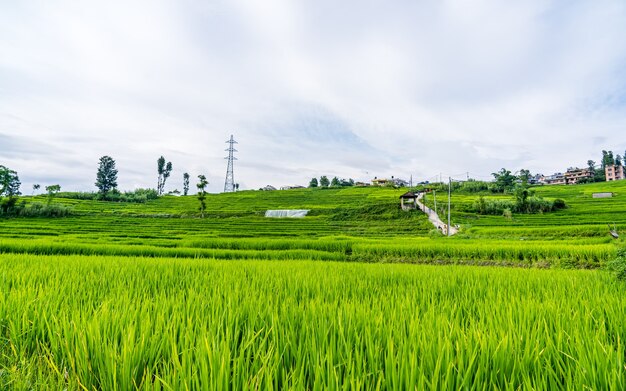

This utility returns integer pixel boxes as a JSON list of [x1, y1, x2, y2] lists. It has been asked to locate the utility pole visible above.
[[224, 135, 238, 193], [447, 177, 451, 237]]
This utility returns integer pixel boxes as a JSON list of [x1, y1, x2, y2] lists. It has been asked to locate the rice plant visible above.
[[1, 255, 625, 389]]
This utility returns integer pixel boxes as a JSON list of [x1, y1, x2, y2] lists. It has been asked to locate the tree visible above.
[[235, 183, 240, 191], [319, 176, 330, 188], [491, 168, 516, 193], [183, 173, 190, 196], [32, 184, 40, 195], [157, 156, 173, 196], [197, 175, 208, 218], [616, 154, 623, 167], [590, 158, 605, 182], [518, 169, 532, 186], [45, 184, 61, 206], [0, 165, 21, 197], [514, 185, 534, 213], [331, 177, 340, 187], [587, 160, 596, 172], [602, 150, 615, 169], [0, 165, 21, 214], [309, 178, 318, 188], [0, 166, 20, 214], [95, 156, 118, 199], [587, 160, 603, 182]]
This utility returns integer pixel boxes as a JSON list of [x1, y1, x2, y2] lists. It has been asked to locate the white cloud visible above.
[[1, 0, 626, 193]]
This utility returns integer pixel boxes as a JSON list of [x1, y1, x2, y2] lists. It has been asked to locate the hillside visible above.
[[2, 183, 626, 389], [449, 180, 626, 239], [1, 183, 624, 267]]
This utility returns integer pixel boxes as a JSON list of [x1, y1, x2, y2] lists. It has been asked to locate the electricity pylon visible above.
[[224, 135, 237, 192]]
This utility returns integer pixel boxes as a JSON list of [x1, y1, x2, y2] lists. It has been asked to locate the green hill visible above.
[[1, 182, 624, 267], [2, 183, 626, 389]]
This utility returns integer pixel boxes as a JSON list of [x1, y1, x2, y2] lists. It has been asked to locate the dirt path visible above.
[[416, 193, 459, 236]]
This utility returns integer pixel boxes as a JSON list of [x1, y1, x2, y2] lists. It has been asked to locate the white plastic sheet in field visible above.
[[265, 210, 310, 218]]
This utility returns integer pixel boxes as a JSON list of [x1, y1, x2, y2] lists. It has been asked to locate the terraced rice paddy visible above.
[[1, 184, 625, 388]]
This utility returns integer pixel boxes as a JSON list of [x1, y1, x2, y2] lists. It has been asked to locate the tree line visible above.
[[308, 176, 355, 188], [0, 155, 211, 217]]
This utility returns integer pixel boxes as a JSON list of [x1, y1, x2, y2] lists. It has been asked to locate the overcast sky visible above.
[[1, 1, 626, 193]]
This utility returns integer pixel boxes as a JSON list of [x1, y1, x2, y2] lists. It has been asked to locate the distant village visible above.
[[531, 164, 624, 185], [264, 158, 625, 191]]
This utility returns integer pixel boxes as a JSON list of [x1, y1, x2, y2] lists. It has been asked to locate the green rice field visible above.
[[1, 182, 626, 388], [2, 256, 626, 390]]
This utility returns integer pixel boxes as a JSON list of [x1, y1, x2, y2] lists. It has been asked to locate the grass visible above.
[[2, 255, 626, 390], [2, 183, 626, 388], [3, 183, 624, 266]]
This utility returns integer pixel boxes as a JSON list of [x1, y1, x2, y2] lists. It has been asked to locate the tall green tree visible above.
[[183, 173, 190, 196], [601, 150, 615, 169], [514, 185, 534, 213], [197, 175, 208, 218], [518, 169, 532, 185], [319, 176, 330, 188], [0, 165, 21, 197], [0, 165, 21, 214], [309, 178, 318, 188], [491, 168, 516, 193], [45, 184, 61, 206], [157, 156, 173, 196], [616, 154, 623, 167], [32, 184, 40, 195], [331, 177, 340, 187], [587, 160, 603, 182], [587, 160, 596, 172], [95, 156, 118, 200]]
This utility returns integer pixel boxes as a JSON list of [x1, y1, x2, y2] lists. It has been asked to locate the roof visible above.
[[399, 191, 418, 199]]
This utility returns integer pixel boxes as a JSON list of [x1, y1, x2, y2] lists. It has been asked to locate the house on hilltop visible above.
[[371, 176, 408, 187], [542, 173, 566, 185], [564, 167, 594, 184], [605, 164, 625, 181]]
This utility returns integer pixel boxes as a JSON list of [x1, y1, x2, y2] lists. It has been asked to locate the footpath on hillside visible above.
[[415, 193, 459, 236]]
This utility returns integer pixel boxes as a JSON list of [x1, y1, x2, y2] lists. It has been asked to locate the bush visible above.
[[0, 201, 73, 217], [0, 196, 19, 214], [58, 189, 158, 203], [19, 202, 73, 217], [461, 180, 490, 193], [472, 195, 566, 215], [606, 247, 626, 280], [57, 192, 98, 200], [553, 199, 567, 210], [473, 196, 516, 215]]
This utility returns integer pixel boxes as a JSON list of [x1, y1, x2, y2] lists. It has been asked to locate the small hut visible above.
[[400, 191, 419, 210]]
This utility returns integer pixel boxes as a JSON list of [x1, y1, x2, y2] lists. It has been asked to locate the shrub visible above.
[[607, 247, 626, 280], [553, 199, 567, 210], [19, 202, 73, 217], [58, 189, 158, 203], [472, 195, 566, 215], [472, 196, 516, 215]]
